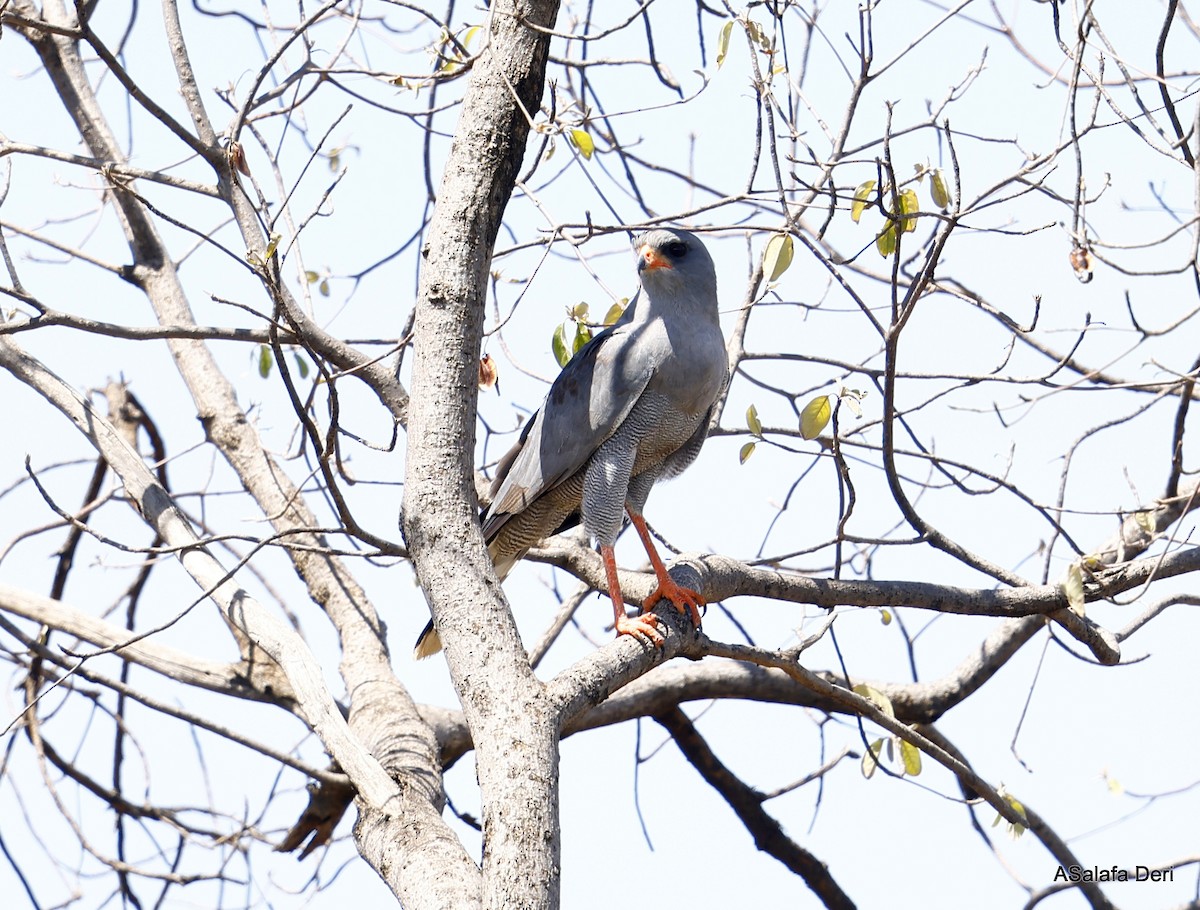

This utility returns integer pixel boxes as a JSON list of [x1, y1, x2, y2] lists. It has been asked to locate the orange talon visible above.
[[643, 576, 705, 629], [628, 510, 704, 632], [614, 612, 665, 647], [601, 544, 666, 648]]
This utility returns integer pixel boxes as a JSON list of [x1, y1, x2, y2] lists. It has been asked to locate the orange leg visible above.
[[601, 544, 665, 647], [627, 510, 704, 630]]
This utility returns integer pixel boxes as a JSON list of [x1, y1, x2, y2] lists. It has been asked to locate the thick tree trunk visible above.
[[402, 2, 563, 908]]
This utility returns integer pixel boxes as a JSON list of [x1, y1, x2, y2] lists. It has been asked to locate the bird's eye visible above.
[[665, 240, 688, 259]]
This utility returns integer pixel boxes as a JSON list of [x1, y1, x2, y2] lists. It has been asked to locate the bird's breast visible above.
[[653, 327, 727, 415]]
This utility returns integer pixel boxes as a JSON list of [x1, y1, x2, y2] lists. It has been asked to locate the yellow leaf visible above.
[[318, 278, 329, 297], [851, 180, 875, 223], [852, 683, 895, 718], [716, 20, 734, 68], [437, 27, 476, 73], [800, 395, 831, 440], [603, 301, 626, 325], [570, 302, 590, 320], [899, 738, 922, 776], [880, 608, 892, 626], [1133, 511, 1155, 533], [747, 19, 771, 53], [305, 270, 320, 284], [898, 188, 919, 233], [876, 222, 897, 258], [739, 441, 756, 464], [993, 793, 1028, 839], [930, 168, 950, 209], [746, 403, 762, 437], [762, 233, 794, 282], [1062, 562, 1085, 616], [861, 738, 884, 779], [568, 128, 595, 160]]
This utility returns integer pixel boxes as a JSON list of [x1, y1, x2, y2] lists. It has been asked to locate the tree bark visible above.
[[401, 2, 562, 907]]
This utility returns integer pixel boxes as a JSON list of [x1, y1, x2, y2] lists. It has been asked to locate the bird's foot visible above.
[[614, 612, 666, 648], [643, 578, 705, 630]]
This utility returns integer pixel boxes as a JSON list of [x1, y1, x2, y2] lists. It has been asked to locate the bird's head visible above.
[[634, 228, 717, 304]]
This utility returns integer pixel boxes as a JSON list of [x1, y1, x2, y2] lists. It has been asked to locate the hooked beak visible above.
[[638, 244, 672, 272]]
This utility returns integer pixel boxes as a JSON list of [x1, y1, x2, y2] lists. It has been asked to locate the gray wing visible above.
[[483, 320, 659, 539]]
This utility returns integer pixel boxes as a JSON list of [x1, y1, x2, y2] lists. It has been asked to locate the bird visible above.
[[414, 227, 728, 658]]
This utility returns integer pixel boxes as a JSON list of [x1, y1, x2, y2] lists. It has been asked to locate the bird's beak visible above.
[[638, 244, 672, 272]]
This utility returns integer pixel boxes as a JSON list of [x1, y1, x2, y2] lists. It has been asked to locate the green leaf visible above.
[[257, 344, 273, 378], [800, 395, 831, 440], [294, 353, 310, 379], [898, 188, 919, 233], [762, 233, 794, 282], [746, 403, 763, 438], [573, 322, 592, 354], [551, 323, 569, 367], [1063, 562, 1085, 616], [263, 231, 281, 260], [899, 738, 922, 776], [851, 180, 875, 223], [852, 683, 895, 718], [861, 738, 884, 779], [739, 441, 756, 464], [305, 270, 320, 284], [568, 128, 595, 160], [318, 278, 330, 297], [603, 300, 626, 325], [570, 302, 590, 320], [716, 20, 734, 68], [930, 168, 950, 209], [876, 222, 897, 258]]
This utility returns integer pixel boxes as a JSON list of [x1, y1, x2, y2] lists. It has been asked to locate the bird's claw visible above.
[[644, 579, 705, 630], [615, 612, 666, 648]]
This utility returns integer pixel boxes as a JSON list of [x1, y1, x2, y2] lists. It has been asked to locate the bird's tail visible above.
[[411, 539, 517, 660], [412, 618, 442, 660]]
